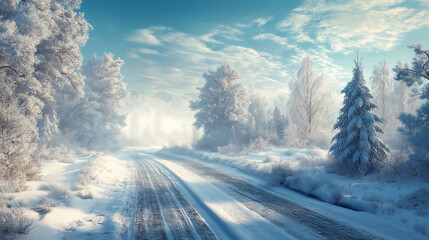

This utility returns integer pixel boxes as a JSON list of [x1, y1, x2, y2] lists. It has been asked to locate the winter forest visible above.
[[1, 0, 429, 239]]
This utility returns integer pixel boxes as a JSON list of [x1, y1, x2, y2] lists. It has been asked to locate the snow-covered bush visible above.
[[247, 137, 269, 153], [76, 189, 94, 199], [0, 181, 18, 196], [75, 153, 107, 188], [377, 151, 414, 181], [0, 207, 33, 239], [39, 183, 71, 205], [218, 137, 270, 155], [34, 198, 56, 213], [266, 161, 295, 185], [414, 222, 429, 237], [397, 188, 429, 210], [264, 155, 280, 163]]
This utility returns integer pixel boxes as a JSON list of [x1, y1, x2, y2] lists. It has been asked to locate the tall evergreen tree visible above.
[[330, 59, 389, 175], [270, 106, 287, 144]]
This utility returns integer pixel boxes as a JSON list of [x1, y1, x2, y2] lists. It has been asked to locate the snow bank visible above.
[[164, 147, 429, 239], [5, 153, 131, 240]]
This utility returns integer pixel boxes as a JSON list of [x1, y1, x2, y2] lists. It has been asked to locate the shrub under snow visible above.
[[0, 207, 33, 239]]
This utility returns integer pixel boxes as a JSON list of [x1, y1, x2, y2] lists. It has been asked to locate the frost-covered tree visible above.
[[0, 0, 47, 129], [34, 0, 90, 150], [394, 44, 429, 168], [330, 60, 390, 175], [0, 89, 40, 191], [64, 53, 128, 151], [370, 59, 393, 123], [393, 80, 416, 115], [248, 88, 268, 141], [191, 62, 250, 150], [287, 56, 331, 147], [0, 0, 52, 185], [0, 0, 90, 160], [269, 106, 288, 145]]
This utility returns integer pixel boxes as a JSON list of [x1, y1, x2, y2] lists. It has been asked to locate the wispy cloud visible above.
[[200, 25, 243, 44], [278, 0, 429, 53], [235, 16, 274, 28], [253, 17, 274, 27], [124, 1, 428, 97], [252, 33, 297, 49], [137, 48, 161, 55], [127, 26, 288, 95], [128, 28, 162, 45]]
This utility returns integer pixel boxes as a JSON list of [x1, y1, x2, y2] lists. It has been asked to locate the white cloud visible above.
[[252, 33, 297, 49], [138, 48, 160, 55], [253, 17, 273, 27], [419, 0, 429, 6], [200, 25, 243, 44], [235, 16, 273, 28], [128, 29, 162, 45], [277, 13, 314, 43], [127, 27, 289, 95], [277, 0, 429, 52]]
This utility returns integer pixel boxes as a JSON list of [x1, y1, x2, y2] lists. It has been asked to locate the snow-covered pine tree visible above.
[[330, 59, 390, 175], [248, 87, 268, 142], [190, 62, 250, 150], [270, 106, 287, 144]]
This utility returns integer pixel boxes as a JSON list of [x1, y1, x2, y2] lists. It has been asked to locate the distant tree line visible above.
[[191, 45, 428, 176]]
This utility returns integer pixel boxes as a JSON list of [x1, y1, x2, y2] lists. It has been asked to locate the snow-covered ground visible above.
[[1, 153, 132, 239], [163, 147, 429, 239], [2, 147, 428, 239]]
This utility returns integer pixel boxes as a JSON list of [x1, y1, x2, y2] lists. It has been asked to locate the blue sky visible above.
[[81, 0, 429, 97]]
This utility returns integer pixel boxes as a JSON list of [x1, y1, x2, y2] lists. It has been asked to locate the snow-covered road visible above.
[[130, 150, 384, 240], [133, 156, 216, 240]]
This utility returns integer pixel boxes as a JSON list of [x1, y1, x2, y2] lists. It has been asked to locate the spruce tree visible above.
[[330, 59, 390, 175], [272, 106, 287, 143]]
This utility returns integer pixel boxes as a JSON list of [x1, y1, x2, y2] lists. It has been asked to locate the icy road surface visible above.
[[130, 150, 389, 240], [133, 157, 216, 240]]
